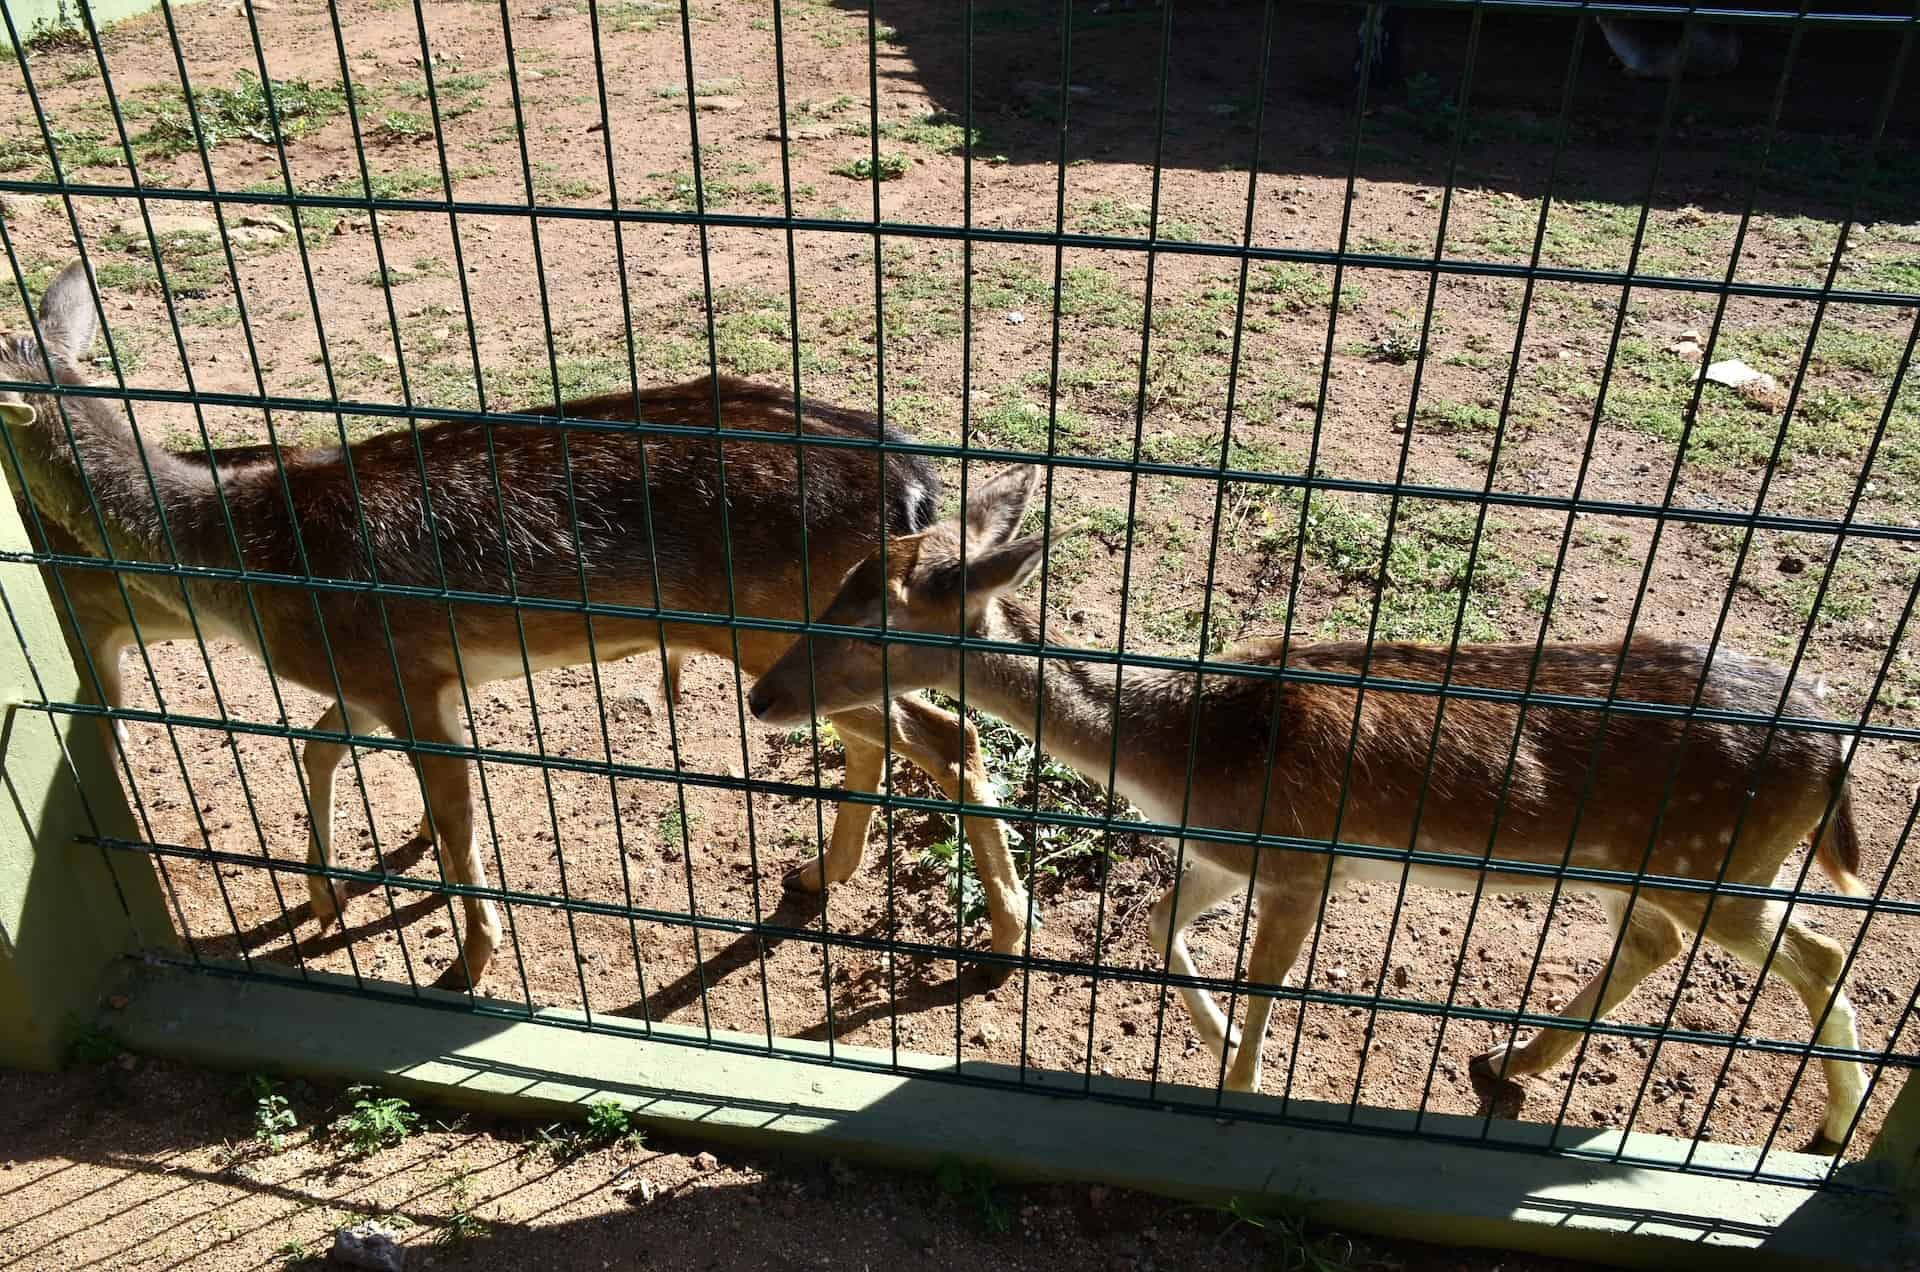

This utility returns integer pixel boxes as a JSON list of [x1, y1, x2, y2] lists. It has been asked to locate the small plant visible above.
[[435, 1169, 489, 1245], [581, 1098, 642, 1148], [919, 836, 988, 926], [1368, 323, 1423, 365], [934, 1158, 1011, 1234], [332, 1085, 420, 1157], [832, 153, 911, 181], [65, 1023, 123, 1067], [249, 1074, 298, 1152], [1190, 1197, 1354, 1271]]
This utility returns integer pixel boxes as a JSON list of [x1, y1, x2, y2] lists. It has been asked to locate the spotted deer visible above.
[[0, 261, 1028, 986], [747, 463, 1870, 1151]]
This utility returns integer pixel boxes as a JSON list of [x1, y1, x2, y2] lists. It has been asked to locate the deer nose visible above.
[[746, 679, 780, 723]]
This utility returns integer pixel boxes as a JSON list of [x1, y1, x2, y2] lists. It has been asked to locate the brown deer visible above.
[[747, 463, 1869, 1151], [0, 260, 1029, 986]]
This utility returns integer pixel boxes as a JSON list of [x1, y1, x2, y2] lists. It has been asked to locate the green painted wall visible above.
[[0, 482, 172, 1069], [2, 0, 172, 44]]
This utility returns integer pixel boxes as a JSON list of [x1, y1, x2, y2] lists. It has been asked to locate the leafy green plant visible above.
[[332, 1085, 420, 1157], [65, 1023, 123, 1067], [1367, 322, 1423, 365], [581, 1099, 642, 1148], [249, 1074, 298, 1152]]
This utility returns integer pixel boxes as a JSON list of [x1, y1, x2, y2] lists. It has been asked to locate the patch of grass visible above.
[[370, 110, 434, 144], [1251, 262, 1340, 316], [653, 78, 740, 100], [1254, 493, 1535, 643], [1072, 197, 1208, 243], [399, 71, 492, 119], [331, 1085, 420, 1158], [97, 227, 255, 301], [533, 165, 600, 201], [135, 73, 351, 158], [1417, 396, 1500, 433], [935, 1159, 1011, 1234], [832, 152, 911, 181], [974, 397, 1085, 453], [867, 113, 981, 155], [607, 1, 670, 34], [0, 125, 120, 177]]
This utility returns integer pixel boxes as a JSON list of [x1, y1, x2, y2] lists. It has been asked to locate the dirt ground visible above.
[[1, 1055, 1608, 1272], [2, 0, 1918, 1185]]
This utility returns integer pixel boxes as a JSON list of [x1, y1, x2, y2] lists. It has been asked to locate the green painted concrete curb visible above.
[[103, 961, 1917, 1271]]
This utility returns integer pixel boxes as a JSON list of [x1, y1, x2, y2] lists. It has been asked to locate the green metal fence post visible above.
[[0, 484, 173, 1070]]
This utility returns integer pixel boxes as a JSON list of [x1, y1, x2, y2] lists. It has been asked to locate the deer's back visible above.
[[210, 377, 938, 617], [1187, 637, 1841, 872]]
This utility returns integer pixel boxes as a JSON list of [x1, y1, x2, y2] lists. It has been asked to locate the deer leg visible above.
[[872, 696, 1030, 956], [302, 702, 350, 927], [83, 630, 128, 755], [415, 699, 500, 988], [784, 722, 884, 895], [1702, 898, 1865, 1151], [1479, 893, 1682, 1080], [1224, 889, 1318, 1093], [1145, 860, 1247, 1066], [663, 647, 686, 707]]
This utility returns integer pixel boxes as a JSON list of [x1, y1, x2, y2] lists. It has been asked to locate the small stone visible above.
[[117, 213, 215, 237], [227, 226, 284, 247], [106, 994, 129, 1010], [764, 123, 836, 142], [1778, 555, 1806, 575], [237, 213, 291, 234], [331, 1221, 405, 1272], [693, 1151, 719, 1172], [696, 96, 746, 113], [1392, 965, 1409, 989], [1005, 311, 1026, 325]]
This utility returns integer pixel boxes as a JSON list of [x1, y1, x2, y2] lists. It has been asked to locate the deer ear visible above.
[[0, 401, 36, 428], [960, 521, 1084, 598], [961, 464, 1041, 549], [37, 260, 98, 364]]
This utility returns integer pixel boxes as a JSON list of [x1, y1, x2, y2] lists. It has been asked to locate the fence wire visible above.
[[0, 0, 1916, 1197]]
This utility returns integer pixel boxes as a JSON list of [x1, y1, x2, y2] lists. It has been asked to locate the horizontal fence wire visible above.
[[0, 0, 1916, 1199]]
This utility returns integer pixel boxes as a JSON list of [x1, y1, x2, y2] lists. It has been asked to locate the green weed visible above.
[[332, 1085, 420, 1157]]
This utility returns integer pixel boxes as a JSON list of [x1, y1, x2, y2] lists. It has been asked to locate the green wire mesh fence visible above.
[[1, 0, 1916, 1197]]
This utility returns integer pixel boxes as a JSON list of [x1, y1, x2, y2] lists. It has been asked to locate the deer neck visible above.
[[8, 389, 219, 566], [959, 597, 1198, 819]]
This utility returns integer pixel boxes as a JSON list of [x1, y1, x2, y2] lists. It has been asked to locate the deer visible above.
[[746, 463, 1870, 1152], [0, 260, 1031, 987]]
